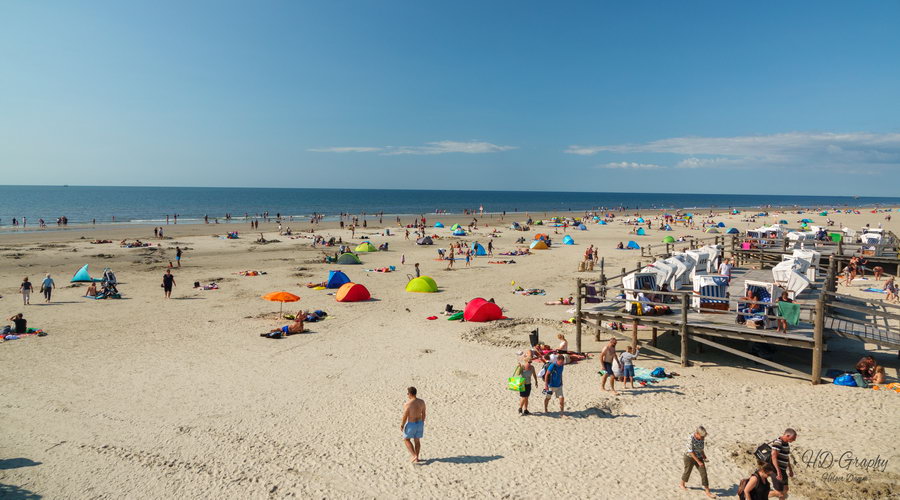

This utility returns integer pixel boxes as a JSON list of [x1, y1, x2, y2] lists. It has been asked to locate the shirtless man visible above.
[[600, 337, 619, 395], [401, 387, 426, 463]]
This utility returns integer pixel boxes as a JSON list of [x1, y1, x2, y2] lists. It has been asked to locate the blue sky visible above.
[[2, 1, 899, 195]]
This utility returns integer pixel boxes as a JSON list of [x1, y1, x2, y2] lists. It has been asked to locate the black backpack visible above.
[[754, 440, 775, 463]]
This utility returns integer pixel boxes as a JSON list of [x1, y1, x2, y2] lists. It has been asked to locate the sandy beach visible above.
[[1, 209, 899, 499]]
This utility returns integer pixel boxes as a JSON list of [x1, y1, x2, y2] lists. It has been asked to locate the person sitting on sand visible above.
[[8, 313, 27, 334], [616, 241, 624, 249], [856, 355, 878, 382], [557, 333, 568, 352], [85, 282, 98, 297]]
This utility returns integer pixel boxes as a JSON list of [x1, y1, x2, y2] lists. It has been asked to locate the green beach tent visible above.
[[337, 253, 362, 264], [662, 236, 675, 243], [355, 242, 377, 252], [406, 276, 438, 293]]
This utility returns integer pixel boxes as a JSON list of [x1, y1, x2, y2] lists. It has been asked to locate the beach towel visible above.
[[862, 288, 886, 293], [777, 301, 801, 326]]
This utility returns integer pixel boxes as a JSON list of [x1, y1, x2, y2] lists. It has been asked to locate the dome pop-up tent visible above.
[[534, 233, 548, 240], [598, 220, 607, 225], [662, 235, 675, 243], [71, 264, 102, 282], [335, 282, 370, 302], [406, 276, 438, 293], [355, 242, 377, 252], [326, 270, 351, 289], [636, 227, 646, 236], [562, 235, 575, 245], [452, 229, 466, 236], [705, 227, 719, 233], [337, 253, 362, 264], [717, 222, 726, 228], [779, 219, 789, 224], [530, 239, 549, 250], [577, 224, 587, 230], [416, 236, 433, 245], [434, 222, 444, 228], [725, 227, 740, 234], [463, 298, 503, 322], [450, 224, 461, 230], [473, 243, 487, 256], [626, 241, 641, 250]]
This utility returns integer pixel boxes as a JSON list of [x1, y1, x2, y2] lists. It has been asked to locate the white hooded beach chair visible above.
[[692, 275, 729, 311]]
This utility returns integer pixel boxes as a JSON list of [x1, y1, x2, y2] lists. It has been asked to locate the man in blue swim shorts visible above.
[[401, 386, 426, 463]]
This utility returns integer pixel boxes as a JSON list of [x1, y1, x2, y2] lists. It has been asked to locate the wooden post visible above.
[[575, 278, 583, 353], [730, 235, 736, 260], [782, 237, 788, 252], [680, 293, 690, 367], [651, 327, 658, 347], [631, 320, 639, 350], [812, 293, 825, 385], [838, 238, 844, 256]]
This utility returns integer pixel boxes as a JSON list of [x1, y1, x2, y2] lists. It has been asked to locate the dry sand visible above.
[[1, 209, 898, 499]]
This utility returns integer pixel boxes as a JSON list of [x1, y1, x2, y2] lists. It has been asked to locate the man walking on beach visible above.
[[175, 246, 183, 268], [543, 355, 566, 417], [401, 387, 426, 463], [599, 338, 619, 395], [679, 426, 716, 498], [162, 270, 175, 299], [770, 428, 797, 499]]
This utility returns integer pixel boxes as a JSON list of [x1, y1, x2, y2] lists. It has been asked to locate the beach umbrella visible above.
[[261, 291, 300, 315]]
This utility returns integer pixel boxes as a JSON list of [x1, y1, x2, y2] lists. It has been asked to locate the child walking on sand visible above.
[[619, 344, 640, 389]]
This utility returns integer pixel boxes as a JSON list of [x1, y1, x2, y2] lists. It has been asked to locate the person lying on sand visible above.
[[545, 297, 574, 305], [261, 315, 305, 338]]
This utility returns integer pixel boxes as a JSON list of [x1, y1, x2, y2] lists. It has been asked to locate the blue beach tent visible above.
[[717, 222, 726, 228], [626, 241, 641, 250], [578, 224, 587, 230], [453, 229, 466, 236], [434, 222, 444, 228], [726, 227, 740, 234], [71, 264, 102, 283], [473, 243, 487, 256], [562, 235, 575, 245], [326, 270, 351, 289], [636, 227, 646, 236]]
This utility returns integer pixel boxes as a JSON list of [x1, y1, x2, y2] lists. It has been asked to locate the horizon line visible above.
[[0, 184, 896, 200]]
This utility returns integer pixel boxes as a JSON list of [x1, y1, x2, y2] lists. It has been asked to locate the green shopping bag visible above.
[[507, 365, 526, 392]]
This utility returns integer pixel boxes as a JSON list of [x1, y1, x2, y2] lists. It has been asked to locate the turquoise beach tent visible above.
[[71, 264, 102, 283], [577, 224, 587, 230], [473, 243, 487, 256], [664, 224, 672, 231], [562, 235, 575, 245], [434, 222, 444, 228], [779, 219, 789, 224], [453, 229, 466, 236], [636, 227, 646, 236], [637, 217, 645, 223], [598, 220, 607, 225], [326, 270, 351, 289], [801, 218, 813, 223], [626, 241, 641, 250], [726, 227, 740, 234]]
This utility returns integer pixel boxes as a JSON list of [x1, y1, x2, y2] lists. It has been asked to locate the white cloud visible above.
[[309, 140, 516, 155], [567, 132, 900, 170], [599, 161, 663, 170]]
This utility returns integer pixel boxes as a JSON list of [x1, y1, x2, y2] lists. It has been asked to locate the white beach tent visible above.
[[742, 280, 785, 329], [622, 272, 658, 301], [791, 249, 821, 281], [692, 275, 730, 311]]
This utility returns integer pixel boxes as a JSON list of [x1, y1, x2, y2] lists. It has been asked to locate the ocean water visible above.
[[0, 185, 897, 228]]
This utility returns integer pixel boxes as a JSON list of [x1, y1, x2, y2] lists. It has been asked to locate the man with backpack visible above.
[[542, 355, 566, 417], [770, 429, 797, 499]]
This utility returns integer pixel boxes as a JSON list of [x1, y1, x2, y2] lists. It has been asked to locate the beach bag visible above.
[[833, 374, 857, 387], [651, 367, 666, 378], [538, 362, 551, 379], [507, 366, 525, 392]]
